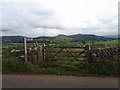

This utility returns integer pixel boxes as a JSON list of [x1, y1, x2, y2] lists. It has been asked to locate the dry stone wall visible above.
[[91, 48, 120, 62]]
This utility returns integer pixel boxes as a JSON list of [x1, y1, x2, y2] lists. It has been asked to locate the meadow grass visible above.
[[2, 48, 119, 76], [2, 40, 118, 48], [2, 40, 119, 76]]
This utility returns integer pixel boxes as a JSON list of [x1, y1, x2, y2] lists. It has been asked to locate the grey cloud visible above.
[[32, 24, 65, 30], [1, 29, 10, 32], [32, 10, 54, 17], [1, 1, 118, 37]]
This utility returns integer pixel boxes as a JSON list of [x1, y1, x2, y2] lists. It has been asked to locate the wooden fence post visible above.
[[33, 55, 37, 63], [91, 36, 95, 52], [36, 41, 38, 46], [86, 43, 92, 62], [24, 37, 28, 62], [38, 46, 43, 62], [42, 44, 45, 60]]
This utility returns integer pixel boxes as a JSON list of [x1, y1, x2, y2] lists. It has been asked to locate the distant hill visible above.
[[33, 34, 115, 41], [67, 34, 113, 41], [56, 34, 68, 38], [1, 36, 25, 42], [1, 34, 116, 43], [33, 34, 68, 39], [33, 36, 55, 39], [103, 35, 119, 38]]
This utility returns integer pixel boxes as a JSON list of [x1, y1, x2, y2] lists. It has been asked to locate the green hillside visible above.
[[1, 34, 116, 43]]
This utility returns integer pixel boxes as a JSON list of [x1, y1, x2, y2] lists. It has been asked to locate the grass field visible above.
[[2, 50, 119, 75], [2, 40, 118, 48], [2, 40, 120, 76]]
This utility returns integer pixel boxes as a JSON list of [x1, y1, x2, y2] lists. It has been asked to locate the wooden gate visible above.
[[44, 44, 88, 62], [24, 37, 94, 62]]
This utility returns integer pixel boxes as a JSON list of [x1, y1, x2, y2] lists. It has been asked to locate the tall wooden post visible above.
[[33, 55, 37, 63], [42, 44, 45, 60], [86, 43, 92, 62], [38, 46, 43, 62], [24, 38, 28, 62], [36, 41, 38, 46], [91, 36, 95, 52]]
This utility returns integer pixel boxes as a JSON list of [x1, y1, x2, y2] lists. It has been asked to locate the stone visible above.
[[92, 53, 97, 57], [113, 55, 118, 61], [97, 48, 101, 55]]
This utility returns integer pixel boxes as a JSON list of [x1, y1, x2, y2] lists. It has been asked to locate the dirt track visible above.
[[2, 74, 118, 88]]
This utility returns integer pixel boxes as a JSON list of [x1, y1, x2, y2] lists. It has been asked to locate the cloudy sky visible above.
[[0, 0, 119, 37]]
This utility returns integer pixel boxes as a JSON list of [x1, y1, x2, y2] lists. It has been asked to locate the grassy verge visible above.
[[2, 49, 120, 76]]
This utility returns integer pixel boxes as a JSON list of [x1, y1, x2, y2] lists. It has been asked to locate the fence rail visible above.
[[23, 37, 119, 63], [44, 45, 87, 61], [45, 46, 86, 49]]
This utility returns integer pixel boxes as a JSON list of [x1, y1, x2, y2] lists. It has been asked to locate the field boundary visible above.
[[21, 37, 119, 63]]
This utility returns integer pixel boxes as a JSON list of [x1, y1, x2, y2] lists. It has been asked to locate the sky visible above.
[[0, 0, 119, 37]]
